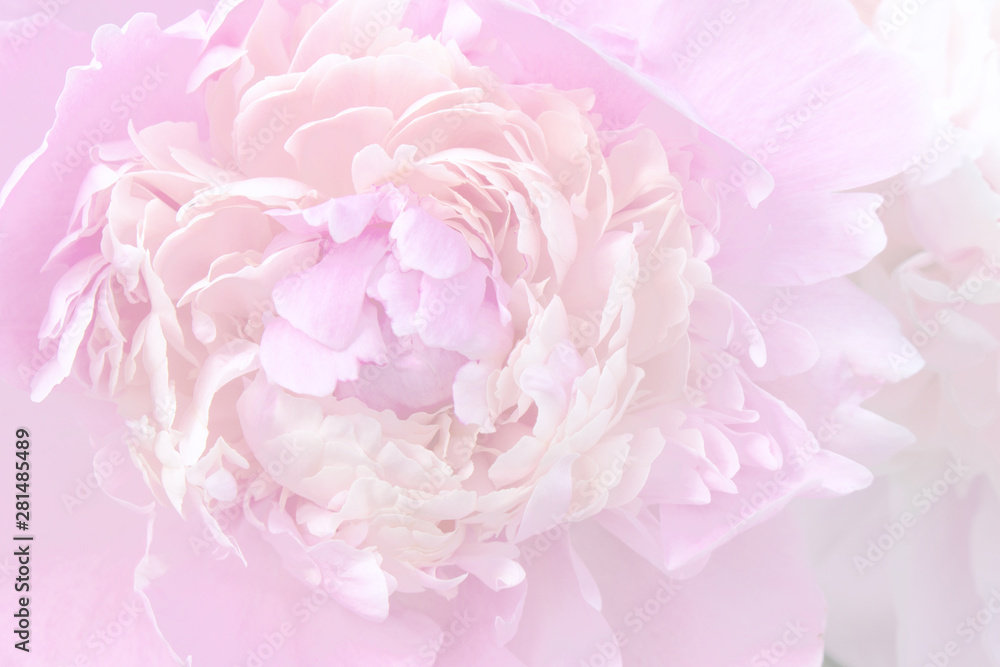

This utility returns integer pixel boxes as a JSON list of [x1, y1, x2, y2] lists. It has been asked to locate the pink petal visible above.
[[390, 206, 472, 279], [272, 229, 387, 351]]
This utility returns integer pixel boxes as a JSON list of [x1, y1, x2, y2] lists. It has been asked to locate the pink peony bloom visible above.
[[0, 0, 933, 664], [801, 1, 1000, 665]]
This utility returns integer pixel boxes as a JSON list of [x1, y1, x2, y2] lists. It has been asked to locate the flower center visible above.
[[259, 186, 512, 416]]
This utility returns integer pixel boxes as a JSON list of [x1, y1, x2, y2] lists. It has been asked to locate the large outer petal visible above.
[[137, 510, 448, 666], [529, 0, 934, 284], [0, 381, 177, 665], [801, 469, 1000, 667], [574, 511, 828, 666], [0, 10, 211, 386], [427, 0, 775, 206]]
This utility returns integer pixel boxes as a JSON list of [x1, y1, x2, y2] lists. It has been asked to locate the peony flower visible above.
[[0, 0, 933, 663], [800, 1, 1000, 666]]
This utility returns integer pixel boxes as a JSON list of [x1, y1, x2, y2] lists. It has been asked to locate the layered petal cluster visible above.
[[0, 0, 935, 663], [802, 1, 1000, 665]]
